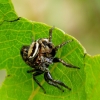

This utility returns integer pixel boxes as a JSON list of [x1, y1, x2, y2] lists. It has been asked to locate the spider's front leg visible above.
[[27, 69, 46, 93], [53, 57, 80, 69], [44, 71, 71, 92], [49, 26, 55, 42]]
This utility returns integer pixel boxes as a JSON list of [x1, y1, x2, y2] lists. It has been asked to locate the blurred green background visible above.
[[0, 0, 100, 88]]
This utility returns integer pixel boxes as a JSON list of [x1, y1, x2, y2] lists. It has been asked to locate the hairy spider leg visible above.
[[44, 71, 71, 92], [55, 39, 73, 51], [27, 69, 46, 93], [53, 58, 80, 69], [49, 26, 55, 42]]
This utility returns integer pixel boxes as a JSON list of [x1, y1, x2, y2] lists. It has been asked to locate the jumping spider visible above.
[[20, 27, 80, 93]]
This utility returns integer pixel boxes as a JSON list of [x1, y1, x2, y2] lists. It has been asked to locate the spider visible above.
[[20, 27, 80, 93]]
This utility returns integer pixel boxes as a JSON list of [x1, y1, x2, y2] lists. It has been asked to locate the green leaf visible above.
[[0, 0, 18, 24], [85, 55, 100, 100], [0, 0, 99, 100]]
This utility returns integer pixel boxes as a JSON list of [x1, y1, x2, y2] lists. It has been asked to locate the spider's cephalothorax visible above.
[[20, 27, 80, 93]]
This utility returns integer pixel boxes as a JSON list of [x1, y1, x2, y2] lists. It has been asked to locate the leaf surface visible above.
[[85, 55, 100, 100], [0, 0, 99, 100]]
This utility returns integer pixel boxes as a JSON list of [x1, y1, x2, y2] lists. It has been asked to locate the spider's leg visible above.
[[33, 70, 46, 93], [53, 57, 80, 69], [55, 39, 73, 51], [44, 71, 71, 92], [49, 26, 55, 42]]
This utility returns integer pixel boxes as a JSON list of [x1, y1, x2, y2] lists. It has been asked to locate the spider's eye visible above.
[[42, 40, 53, 48], [42, 41, 47, 46]]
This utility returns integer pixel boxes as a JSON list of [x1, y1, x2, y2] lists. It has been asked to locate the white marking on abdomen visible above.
[[29, 42, 39, 58]]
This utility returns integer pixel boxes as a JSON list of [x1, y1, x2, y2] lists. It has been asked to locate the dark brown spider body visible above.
[[21, 38, 55, 69], [20, 27, 80, 93]]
